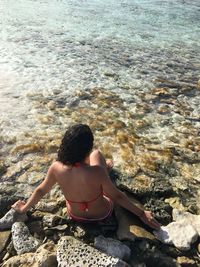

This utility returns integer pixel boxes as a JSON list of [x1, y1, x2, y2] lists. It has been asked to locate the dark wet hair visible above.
[[57, 124, 94, 165]]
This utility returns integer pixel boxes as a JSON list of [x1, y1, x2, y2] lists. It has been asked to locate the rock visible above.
[[1, 161, 32, 181], [73, 225, 86, 238], [115, 207, 156, 242], [144, 250, 180, 267], [12, 222, 41, 254], [116, 171, 173, 198], [30, 210, 50, 220], [94, 235, 131, 261], [35, 200, 60, 213], [47, 224, 68, 232], [45, 140, 60, 153], [27, 221, 45, 239], [0, 195, 20, 217], [43, 214, 64, 228], [57, 236, 130, 267], [198, 243, 200, 254], [165, 197, 186, 211], [172, 209, 200, 235], [154, 222, 198, 250], [116, 173, 153, 197], [172, 147, 200, 164], [176, 256, 196, 267], [132, 240, 180, 267], [143, 198, 172, 225], [47, 100, 56, 110], [197, 79, 200, 89], [0, 161, 7, 176], [0, 230, 11, 254], [2, 242, 57, 267], [0, 208, 28, 230]]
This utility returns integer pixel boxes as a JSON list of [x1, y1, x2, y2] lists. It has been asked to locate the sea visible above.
[[0, 0, 200, 142], [0, 0, 200, 213]]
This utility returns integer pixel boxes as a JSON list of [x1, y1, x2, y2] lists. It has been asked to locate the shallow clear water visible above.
[[0, 0, 200, 134]]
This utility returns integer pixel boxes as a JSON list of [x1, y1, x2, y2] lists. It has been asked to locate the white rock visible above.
[[154, 226, 173, 245], [94, 235, 131, 261], [12, 222, 41, 255], [173, 209, 200, 235], [154, 221, 198, 251], [0, 208, 28, 230], [57, 236, 130, 267]]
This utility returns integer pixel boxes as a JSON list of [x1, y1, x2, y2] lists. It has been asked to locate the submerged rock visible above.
[[12, 222, 41, 255], [164, 197, 186, 211], [94, 235, 131, 261], [0, 161, 7, 177], [0, 208, 28, 230], [57, 236, 130, 267]]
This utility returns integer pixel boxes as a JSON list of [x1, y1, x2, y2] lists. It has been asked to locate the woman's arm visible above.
[[12, 164, 57, 213], [100, 168, 160, 230]]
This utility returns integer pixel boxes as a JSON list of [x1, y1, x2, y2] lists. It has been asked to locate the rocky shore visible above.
[[0, 79, 200, 266], [0, 167, 200, 266]]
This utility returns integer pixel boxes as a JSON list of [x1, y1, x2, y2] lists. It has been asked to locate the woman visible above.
[[12, 124, 160, 229]]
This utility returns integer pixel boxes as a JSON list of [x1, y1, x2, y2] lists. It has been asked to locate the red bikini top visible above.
[[66, 162, 103, 211], [66, 189, 103, 212]]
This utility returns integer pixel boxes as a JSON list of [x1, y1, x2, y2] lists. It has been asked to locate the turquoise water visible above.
[[0, 0, 200, 134]]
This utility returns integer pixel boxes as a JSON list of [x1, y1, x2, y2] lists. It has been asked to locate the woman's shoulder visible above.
[[50, 161, 71, 174]]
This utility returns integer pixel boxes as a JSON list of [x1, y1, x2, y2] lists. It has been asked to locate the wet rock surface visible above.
[[0, 81, 200, 265]]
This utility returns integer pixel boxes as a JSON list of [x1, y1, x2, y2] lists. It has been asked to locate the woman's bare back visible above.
[[53, 160, 111, 218]]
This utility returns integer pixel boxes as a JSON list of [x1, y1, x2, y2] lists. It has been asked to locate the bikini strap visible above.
[[73, 162, 81, 167], [66, 188, 103, 204], [66, 188, 103, 211]]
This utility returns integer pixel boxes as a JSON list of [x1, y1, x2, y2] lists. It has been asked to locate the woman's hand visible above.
[[11, 200, 26, 213], [139, 210, 161, 230]]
